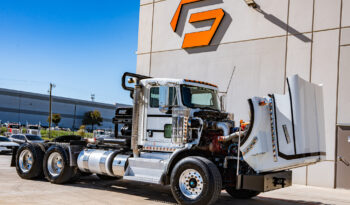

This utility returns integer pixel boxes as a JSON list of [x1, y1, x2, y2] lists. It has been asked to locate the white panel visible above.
[[341, 27, 350, 45], [152, 0, 183, 52], [337, 46, 350, 124], [136, 54, 151, 76], [151, 0, 289, 52], [292, 167, 307, 185], [140, 0, 153, 6], [311, 30, 339, 160], [342, 0, 350, 27], [286, 33, 312, 81], [288, 0, 314, 34], [307, 161, 335, 188], [137, 4, 154, 54], [150, 36, 286, 122], [314, 0, 341, 31]]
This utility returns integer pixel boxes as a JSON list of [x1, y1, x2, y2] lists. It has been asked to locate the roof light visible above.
[[184, 79, 218, 88]]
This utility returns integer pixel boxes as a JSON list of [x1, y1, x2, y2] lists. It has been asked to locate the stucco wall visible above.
[[136, 0, 350, 188]]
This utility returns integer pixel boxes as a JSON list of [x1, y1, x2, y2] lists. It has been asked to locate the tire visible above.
[[225, 187, 260, 199], [16, 143, 45, 179], [96, 174, 120, 180], [43, 145, 74, 184], [170, 157, 222, 205], [193, 156, 222, 204]]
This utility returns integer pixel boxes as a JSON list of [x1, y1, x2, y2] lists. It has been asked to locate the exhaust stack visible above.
[[131, 84, 142, 157]]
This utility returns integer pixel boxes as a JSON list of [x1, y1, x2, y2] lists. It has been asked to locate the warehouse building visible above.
[[136, 0, 350, 189], [0, 87, 126, 130]]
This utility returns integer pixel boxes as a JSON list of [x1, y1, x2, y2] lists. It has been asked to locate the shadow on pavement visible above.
[[60, 175, 330, 205]]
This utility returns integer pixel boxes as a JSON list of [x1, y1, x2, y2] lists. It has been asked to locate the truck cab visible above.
[[137, 77, 222, 151]]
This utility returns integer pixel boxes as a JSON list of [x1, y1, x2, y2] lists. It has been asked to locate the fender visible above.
[[163, 148, 206, 185]]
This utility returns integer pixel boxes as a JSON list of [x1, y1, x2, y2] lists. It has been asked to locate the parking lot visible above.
[[0, 154, 349, 205]]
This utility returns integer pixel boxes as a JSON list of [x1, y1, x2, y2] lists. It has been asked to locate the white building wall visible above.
[[137, 0, 350, 188]]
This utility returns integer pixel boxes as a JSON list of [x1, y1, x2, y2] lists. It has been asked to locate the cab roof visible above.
[[141, 78, 218, 90]]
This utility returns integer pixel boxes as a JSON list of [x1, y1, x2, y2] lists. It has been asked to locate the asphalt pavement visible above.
[[0, 154, 349, 205]]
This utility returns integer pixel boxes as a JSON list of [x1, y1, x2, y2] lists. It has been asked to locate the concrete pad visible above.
[[0, 155, 349, 205]]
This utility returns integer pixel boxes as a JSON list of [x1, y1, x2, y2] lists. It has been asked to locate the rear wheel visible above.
[[16, 143, 44, 179], [170, 157, 222, 205], [225, 187, 260, 199], [43, 145, 74, 184]]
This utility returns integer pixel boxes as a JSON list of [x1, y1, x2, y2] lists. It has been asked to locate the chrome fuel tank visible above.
[[77, 149, 119, 176]]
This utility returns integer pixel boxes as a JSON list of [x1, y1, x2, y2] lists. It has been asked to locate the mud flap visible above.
[[240, 75, 326, 173], [11, 146, 18, 167]]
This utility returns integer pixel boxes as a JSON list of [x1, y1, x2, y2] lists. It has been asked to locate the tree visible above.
[[82, 110, 103, 131], [47, 113, 61, 127]]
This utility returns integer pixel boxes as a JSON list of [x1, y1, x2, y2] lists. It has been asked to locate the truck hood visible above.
[[240, 75, 326, 173]]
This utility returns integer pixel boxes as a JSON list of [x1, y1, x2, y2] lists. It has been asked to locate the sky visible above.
[[0, 0, 140, 105]]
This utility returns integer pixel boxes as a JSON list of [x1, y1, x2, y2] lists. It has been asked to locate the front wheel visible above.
[[170, 157, 222, 205], [225, 187, 260, 199]]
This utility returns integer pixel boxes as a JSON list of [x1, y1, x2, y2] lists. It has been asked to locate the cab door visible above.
[[145, 86, 177, 145]]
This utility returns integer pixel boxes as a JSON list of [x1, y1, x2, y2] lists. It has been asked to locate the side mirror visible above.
[[159, 86, 169, 113], [220, 94, 227, 112]]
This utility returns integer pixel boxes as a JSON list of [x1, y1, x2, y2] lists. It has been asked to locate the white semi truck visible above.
[[12, 72, 326, 205]]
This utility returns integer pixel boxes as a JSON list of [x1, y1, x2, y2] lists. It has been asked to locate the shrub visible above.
[[0, 127, 7, 135], [21, 128, 27, 134]]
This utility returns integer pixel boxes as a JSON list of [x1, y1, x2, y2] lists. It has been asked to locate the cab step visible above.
[[123, 157, 166, 184]]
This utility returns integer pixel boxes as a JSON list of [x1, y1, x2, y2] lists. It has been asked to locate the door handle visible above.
[[338, 156, 350, 167]]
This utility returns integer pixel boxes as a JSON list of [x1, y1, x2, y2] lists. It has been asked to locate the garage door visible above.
[[336, 125, 350, 189]]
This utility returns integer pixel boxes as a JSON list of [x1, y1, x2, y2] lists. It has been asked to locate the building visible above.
[[136, 0, 350, 189], [0, 87, 128, 130]]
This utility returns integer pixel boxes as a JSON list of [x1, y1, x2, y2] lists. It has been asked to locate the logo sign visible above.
[[171, 0, 225, 49]]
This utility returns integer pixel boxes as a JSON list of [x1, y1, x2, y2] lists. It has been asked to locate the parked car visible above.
[[9, 134, 44, 144], [0, 136, 19, 153]]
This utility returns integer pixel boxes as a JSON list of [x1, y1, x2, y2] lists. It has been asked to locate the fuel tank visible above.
[[77, 149, 120, 176]]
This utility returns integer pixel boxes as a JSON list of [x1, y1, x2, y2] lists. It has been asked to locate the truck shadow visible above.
[[66, 175, 330, 205]]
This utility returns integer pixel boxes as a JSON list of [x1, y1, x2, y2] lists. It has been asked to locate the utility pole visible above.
[[48, 83, 56, 139]]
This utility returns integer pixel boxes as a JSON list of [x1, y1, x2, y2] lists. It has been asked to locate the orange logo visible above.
[[171, 0, 225, 49]]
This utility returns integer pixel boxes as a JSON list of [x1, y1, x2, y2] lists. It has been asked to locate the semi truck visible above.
[[12, 72, 326, 205]]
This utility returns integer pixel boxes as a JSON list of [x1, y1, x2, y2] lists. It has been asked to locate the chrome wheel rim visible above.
[[19, 150, 33, 173], [179, 169, 204, 199], [47, 152, 63, 177]]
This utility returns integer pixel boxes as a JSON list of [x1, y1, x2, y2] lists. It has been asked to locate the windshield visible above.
[[181, 85, 220, 111], [26, 135, 43, 141], [8, 125, 20, 129], [0, 137, 10, 142]]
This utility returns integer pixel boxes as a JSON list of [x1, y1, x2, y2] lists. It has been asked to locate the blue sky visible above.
[[0, 0, 140, 105]]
